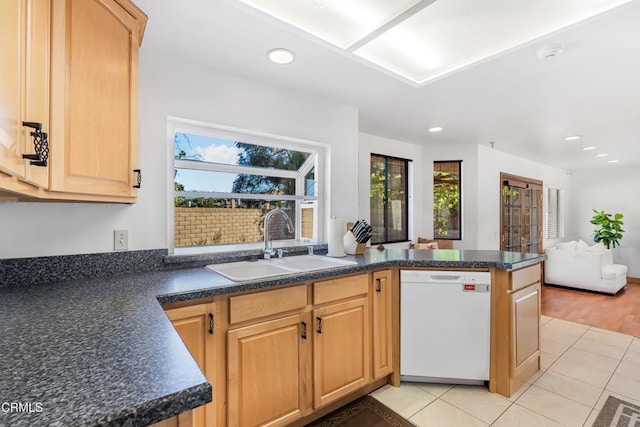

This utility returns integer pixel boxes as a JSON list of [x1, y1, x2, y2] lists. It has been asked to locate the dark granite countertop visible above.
[[0, 249, 544, 426]]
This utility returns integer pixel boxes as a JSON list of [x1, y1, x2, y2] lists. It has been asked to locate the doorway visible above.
[[500, 173, 543, 253]]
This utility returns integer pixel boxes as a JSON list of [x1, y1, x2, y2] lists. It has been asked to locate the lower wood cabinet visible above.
[[491, 263, 542, 397], [371, 270, 393, 379], [159, 270, 396, 427], [227, 313, 311, 427], [156, 303, 216, 427], [313, 297, 370, 408], [510, 282, 541, 377]]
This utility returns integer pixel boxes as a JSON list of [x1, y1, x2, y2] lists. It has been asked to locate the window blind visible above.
[[546, 188, 565, 239]]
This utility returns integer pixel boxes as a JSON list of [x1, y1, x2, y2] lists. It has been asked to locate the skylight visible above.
[[238, 0, 422, 49], [236, 0, 632, 85]]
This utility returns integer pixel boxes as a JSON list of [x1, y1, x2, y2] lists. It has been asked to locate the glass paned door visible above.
[[502, 185, 522, 252], [524, 187, 541, 253], [501, 174, 543, 254]]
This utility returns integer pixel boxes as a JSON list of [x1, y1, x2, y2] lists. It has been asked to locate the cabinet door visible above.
[[510, 282, 541, 377], [0, 0, 25, 180], [372, 271, 393, 379], [22, 0, 51, 188], [228, 313, 310, 427], [50, 0, 142, 198], [313, 297, 370, 408], [164, 303, 216, 427]]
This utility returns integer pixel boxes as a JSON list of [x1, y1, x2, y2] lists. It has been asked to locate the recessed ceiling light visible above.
[[581, 146, 597, 151], [564, 135, 581, 141], [428, 126, 443, 132], [608, 160, 620, 163], [595, 153, 608, 157], [267, 48, 296, 64]]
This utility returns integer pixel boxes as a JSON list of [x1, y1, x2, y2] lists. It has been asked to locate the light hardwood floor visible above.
[[542, 278, 640, 338]]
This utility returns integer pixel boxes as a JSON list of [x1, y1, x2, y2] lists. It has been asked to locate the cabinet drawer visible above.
[[313, 274, 369, 305], [229, 284, 307, 324], [510, 264, 541, 291]]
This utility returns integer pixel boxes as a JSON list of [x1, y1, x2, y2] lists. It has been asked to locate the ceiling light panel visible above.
[[237, 0, 422, 49], [353, 0, 632, 84]]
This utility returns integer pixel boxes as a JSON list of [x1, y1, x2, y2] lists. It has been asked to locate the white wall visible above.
[[0, 49, 359, 258], [358, 133, 424, 248], [423, 144, 479, 249], [476, 145, 571, 250], [566, 166, 640, 278]]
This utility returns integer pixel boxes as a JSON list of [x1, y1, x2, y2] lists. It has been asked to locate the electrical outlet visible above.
[[114, 230, 129, 251]]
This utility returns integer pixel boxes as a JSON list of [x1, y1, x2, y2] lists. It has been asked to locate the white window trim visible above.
[[175, 158, 300, 179], [167, 117, 327, 255]]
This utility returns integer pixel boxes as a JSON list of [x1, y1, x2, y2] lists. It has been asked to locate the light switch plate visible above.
[[114, 230, 128, 251]]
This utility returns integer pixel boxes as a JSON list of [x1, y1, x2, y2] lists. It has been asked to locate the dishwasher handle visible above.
[[428, 275, 462, 281], [401, 270, 491, 284]]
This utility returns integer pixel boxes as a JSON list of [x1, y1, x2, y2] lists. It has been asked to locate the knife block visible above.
[[345, 222, 366, 255]]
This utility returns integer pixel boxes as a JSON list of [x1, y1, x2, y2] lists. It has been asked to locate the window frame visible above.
[[433, 160, 463, 241], [167, 117, 325, 254], [370, 153, 411, 245]]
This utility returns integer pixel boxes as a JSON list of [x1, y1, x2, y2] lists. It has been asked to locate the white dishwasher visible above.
[[400, 270, 491, 384]]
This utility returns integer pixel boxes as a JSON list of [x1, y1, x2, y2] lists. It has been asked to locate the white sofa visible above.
[[544, 241, 627, 294]]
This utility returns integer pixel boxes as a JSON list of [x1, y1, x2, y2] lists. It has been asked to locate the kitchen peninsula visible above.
[[0, 248, 545, 426]]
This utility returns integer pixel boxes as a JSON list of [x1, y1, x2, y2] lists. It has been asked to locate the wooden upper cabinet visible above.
[[49, 0, 146, 201], [23, 0, 51, 189], [0, 0, 50, 190], [0, 0, 24, 181], [0, 0, 146, 202]]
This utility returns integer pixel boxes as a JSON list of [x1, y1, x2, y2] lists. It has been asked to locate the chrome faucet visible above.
[[263, 209, 294, 259]]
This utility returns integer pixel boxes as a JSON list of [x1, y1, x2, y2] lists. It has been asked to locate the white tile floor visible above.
[[370, 315, 640, 426]]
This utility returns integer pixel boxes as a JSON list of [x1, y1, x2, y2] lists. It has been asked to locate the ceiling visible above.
[[135, 0, 640, 171]]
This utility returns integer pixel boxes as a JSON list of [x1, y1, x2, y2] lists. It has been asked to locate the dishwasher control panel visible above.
[[463, 283, 490, 292]]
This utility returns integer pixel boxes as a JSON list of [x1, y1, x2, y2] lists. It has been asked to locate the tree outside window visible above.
[[433, 161, 462, 240]]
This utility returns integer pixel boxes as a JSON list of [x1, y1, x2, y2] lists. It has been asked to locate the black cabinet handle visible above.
[[22, 121, 48, 167], [133, 169, 142, 188], [316, 317, 322, 334], [301, 321, 307, 340], [376, 278, 382, 293], [208, 313, 214, 335]]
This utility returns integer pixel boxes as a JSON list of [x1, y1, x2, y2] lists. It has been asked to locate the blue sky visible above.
[[174, 133, 241, 192]]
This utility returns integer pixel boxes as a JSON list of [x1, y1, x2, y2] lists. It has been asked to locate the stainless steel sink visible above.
[[207, 255, 357, 281]]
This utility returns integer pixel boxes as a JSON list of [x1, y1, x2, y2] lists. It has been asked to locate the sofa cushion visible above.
[[410, 242, 439, 249], [557, 241, 577, 251], [602, 264, 627, 280], [417, 237, 453, 249], [576, 239, 590, 252], [588, 242, 605, 253]]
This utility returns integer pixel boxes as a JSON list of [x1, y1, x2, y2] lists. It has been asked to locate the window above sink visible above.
[[168, 118, 328, 256]]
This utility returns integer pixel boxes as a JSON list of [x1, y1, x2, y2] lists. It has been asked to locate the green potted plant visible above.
[[590, 209, 625, 249]]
